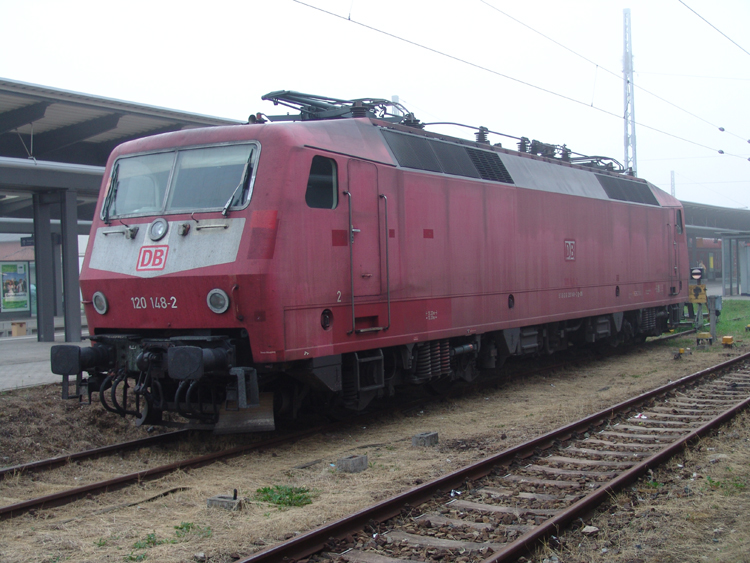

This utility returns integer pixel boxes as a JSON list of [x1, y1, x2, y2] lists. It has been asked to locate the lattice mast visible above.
[[623, 8, 637, 176]]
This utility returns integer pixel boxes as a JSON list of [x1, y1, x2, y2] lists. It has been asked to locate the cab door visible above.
[[347, 160, 381, 297]]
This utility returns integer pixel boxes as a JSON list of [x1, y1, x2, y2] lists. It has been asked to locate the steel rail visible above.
[[0, 393, 438, 521], [238, 351, 750, 563], [0, 429, 189, 478]]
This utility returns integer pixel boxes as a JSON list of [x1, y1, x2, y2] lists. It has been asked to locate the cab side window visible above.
[[676, 210, 684, 234], [305, 156, 338, 209]]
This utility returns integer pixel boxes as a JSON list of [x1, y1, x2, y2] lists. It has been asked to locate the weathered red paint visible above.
[[80, 117, 688, 366]]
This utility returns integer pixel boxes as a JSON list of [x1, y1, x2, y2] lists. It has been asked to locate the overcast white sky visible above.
[[1, 0, 748, 209]]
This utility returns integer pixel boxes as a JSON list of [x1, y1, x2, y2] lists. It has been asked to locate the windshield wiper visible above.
[[102, 166, 120, 225], [222, 161, 251, 217]]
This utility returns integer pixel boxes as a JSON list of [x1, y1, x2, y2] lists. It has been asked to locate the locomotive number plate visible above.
[[131, 296, 178, 309]]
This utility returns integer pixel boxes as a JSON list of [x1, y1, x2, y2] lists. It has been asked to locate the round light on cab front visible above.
[[148, 218, 169, 241], [206, 289, 229, 314], [92, 291, 108, 315]]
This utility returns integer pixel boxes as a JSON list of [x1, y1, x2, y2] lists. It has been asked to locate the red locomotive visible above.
[[51, 92, 689, 432]]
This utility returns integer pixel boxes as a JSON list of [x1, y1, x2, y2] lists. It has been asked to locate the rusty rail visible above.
[[0, 429, 189, 478]]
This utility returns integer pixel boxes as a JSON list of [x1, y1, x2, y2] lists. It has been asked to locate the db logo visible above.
[[136, 245, 169, 271], [564, 240, 575, 261]]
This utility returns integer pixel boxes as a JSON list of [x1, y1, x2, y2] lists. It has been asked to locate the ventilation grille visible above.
[[465, 147, 514, 183], [382, 130, 514, 184], [596, 174, 660, 206]]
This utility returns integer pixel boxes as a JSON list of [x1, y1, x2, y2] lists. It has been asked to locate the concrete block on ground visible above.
[[412, 431, 439, 447], [207, 494, 241, 510], [337, 454, 368, 473]]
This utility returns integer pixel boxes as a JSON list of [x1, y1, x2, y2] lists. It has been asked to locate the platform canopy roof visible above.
[[0, 77, 243, 234], [682, 200, 750, 238]]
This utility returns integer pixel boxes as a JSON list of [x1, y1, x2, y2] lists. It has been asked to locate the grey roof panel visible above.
[[500, 153, 609, 200]]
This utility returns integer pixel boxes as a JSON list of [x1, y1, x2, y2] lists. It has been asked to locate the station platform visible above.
[[0, 320, 88, 392]]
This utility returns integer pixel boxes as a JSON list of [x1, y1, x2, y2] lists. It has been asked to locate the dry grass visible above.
[[0, 339, 747, 562]]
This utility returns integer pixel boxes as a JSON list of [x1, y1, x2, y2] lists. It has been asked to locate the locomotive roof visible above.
[[110, 116, 680, 210]]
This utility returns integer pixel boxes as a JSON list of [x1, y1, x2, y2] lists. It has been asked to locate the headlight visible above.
[[206, 289, 229, 314], [92, 291, 108, 315], [148, 218, 169, 241]]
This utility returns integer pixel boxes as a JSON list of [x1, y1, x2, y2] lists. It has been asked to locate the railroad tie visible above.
[[543, 455, 635, 468], [336, 549, 415, 563], [499, 474, 582, 488], [525, 464, 618, 479], [450, 499, 560, 518], [384, 530, 506, 552], [562, 447, 651, 459]]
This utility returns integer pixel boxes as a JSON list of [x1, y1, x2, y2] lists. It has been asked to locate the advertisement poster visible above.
[[1, 262, 30, 312]]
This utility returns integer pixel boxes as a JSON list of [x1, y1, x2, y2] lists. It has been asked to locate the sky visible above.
[[1, 0, 748, 209]]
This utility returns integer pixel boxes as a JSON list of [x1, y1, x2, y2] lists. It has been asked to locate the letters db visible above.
[[137, 245, 169, 271]]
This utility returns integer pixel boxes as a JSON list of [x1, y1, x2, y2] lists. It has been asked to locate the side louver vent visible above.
[[382, 129, 514, 185], [596, 174, 660, 206], [465, 147, 514, 183]]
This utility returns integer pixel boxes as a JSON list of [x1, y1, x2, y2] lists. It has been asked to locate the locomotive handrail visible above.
[[344, 191, 356, 335], [344, 190, 391, 335], [379, 193, 391, 331]]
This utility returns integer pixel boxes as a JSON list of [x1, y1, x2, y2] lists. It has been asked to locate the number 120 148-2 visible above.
[[131, 296, 177, 309]]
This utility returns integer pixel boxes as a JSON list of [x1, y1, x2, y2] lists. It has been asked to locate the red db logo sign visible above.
[[136, 245, 169, 271]]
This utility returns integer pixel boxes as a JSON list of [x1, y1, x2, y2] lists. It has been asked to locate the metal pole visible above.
[[32, 193, 55, 342], [623, 9, 637, 176], [707, 295, 717, 342], [61, 190, 81, 342]]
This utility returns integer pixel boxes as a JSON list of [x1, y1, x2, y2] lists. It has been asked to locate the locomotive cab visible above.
[[52, 138, 277, 432]]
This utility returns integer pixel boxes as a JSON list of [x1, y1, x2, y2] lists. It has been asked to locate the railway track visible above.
[[0, 420, 340, 521], [238, 351, 750, 563], [0, 429, 189, 479], [0, 331, 702, 524]]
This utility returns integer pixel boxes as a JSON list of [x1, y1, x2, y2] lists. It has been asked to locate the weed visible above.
[[255, 485, 313, 507], [125, 552, 147, 562], [94, 538, 108, 547], [174, 522, 212, 538], [645, 480, 663, 489], [704, 475, 747, 495], [132, 532, 175, 549]]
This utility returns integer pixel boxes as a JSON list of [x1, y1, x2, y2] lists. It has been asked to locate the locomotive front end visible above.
[[51, 133, 277, 432]]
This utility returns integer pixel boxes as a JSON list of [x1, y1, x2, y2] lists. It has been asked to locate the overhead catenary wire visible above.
[[292, 1, 746, 160], [678, 0, 750, 59], [479, 0, 749, 144], [292, 0, 750, 160], [637, 71, 750, 81]]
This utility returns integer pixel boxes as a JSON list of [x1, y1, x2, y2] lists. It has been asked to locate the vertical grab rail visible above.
[[379, 194, 391, 331], [344, 191, 356, 335]]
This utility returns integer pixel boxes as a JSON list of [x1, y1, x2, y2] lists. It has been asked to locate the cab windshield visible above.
[[103, 143, 257, 220]]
